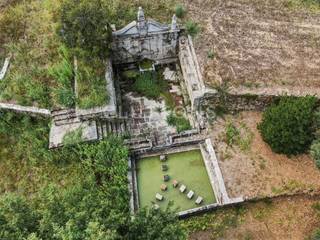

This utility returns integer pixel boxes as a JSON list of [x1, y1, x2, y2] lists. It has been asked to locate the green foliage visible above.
[[225, 121, 253, 151], [182, 207, 245, 238], [0, 194, 39, 240], [0, 129, 186, 239], [0, 2, 27, 43], [311, 139, 320, 168], [207, 50, 215, 59], [175, 4, 186, 18], [311, 229, 320, 240], [129, 206, 186, 240], [139, 59, 154, 70], [133, 72, 162, 99], [185, 21, 200, 37], [59, 0, 112, 59], [49, 46, 75, 108], [258, 96, 317, 155], [167, 112, 192, 133], [226, 121, 240, 146], [76, 57, 109, 109]]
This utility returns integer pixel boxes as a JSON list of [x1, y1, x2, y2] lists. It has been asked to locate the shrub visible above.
[[258, 96, 317, 155], [311, 139, 320, 168], [175, 4, 186, 18], [185, 21, 200, 37]]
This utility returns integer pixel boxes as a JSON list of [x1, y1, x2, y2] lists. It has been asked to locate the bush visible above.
[[258, 96, 317, 155], [311, 139, 320, 168], [185, 21, 200, 37], [175, 4, 186, 18]]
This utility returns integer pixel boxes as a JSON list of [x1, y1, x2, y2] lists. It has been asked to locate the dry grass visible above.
[[182, 0, 320, 93], [189, 195, 320, 240], [210, 111, 320, 199]]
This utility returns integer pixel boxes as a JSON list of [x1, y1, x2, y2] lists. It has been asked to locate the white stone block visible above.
[[187, 190, 194, 199], [195, 196, 203, 204], [179, 185, 186, 193], [156, 193, 163, 201]]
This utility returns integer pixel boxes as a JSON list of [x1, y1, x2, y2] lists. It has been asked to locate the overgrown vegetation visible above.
[[167, 112, 192, 133], [225, 120, 253, 151], [133, 72, 163, 99], [49, 46, 75, 108], [0, 111, 186, 239], [258, 96, 317, 155], [76, 57, 109, 109], [182, 206, 245, 239]]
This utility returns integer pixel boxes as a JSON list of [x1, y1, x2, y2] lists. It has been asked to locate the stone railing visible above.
[[0, 102, 51, 117]]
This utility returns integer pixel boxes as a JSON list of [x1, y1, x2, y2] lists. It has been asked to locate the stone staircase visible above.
[[96, 118, 130, 139], [52, 109, 80, 126]]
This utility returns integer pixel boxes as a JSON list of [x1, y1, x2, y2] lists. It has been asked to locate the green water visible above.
[[136, 150, 216, 211]]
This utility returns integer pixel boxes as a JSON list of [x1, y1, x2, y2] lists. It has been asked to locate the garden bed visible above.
[[210, 111, 320, 199], [136, 149, 216, 212]]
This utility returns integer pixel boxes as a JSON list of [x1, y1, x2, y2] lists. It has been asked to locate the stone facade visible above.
[[111, 7, 180, 64]]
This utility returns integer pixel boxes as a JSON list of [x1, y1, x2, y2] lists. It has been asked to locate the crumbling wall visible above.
[[200, 92, 320, 113]]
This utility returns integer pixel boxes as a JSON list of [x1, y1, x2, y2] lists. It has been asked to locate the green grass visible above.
[[76, 58, 109, 109], [136, 150, 216, 212]]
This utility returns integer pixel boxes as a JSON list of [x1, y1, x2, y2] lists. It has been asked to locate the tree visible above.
[[128, 206, 186, 240], [258, 96, 317, 155], [59, 0, 112, 59], [0, 194, 39, 240], [311, 139, 320, 168]]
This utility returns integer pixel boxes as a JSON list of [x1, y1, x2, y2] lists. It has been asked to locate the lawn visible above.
[[136, 149, 216, 212]]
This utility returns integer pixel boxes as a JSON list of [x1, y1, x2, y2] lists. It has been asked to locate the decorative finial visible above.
[[137, 7, 145, 22], [171, 14, 177, 30], [137, 7, 147, 34]]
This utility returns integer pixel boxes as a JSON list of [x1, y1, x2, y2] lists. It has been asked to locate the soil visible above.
[[182, 0, 320, 93], [189, 195, 320, 240], [210, 111, 320, 199]]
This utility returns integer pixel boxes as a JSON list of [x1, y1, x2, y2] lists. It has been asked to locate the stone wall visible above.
[[178, 35, 207, 112], [111, 7, 179, 64], [200, 91, 320, 113]]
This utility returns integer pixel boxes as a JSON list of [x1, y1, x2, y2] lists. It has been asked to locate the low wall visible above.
[[0, 102, 51, 117], [178, 36, 206, 111], [201, 91, 320, 113]]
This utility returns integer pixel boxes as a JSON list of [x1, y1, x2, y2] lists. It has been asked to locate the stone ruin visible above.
[[49, 7, 212, 150]]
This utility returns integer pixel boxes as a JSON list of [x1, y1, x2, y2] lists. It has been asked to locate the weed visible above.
[[175, 4, 186, 18], [185, 21, 200, 37]]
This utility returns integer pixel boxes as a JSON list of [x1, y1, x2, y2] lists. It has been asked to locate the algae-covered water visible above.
[[136, 150, 216, 211]]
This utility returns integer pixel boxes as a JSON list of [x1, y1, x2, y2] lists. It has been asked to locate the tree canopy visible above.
[[258, 96, 317, 155]]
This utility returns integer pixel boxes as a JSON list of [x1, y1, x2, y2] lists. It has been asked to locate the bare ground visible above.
[[210, 111, 320, 199], [189, 195, 320, 240], [182, 0, 320, 93]]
